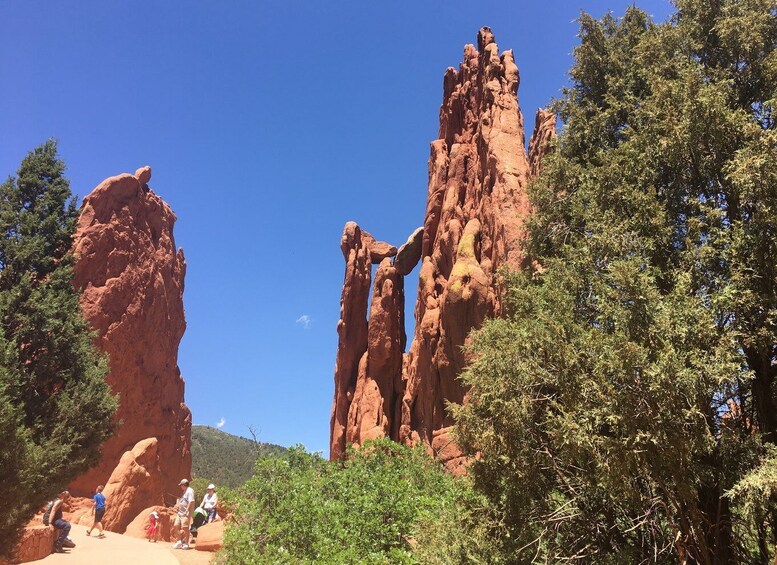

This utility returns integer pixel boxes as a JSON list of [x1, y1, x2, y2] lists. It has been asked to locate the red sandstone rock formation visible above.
[[124, 505, 177, 542], [330, 223, 373, 460], [193, 521, 225, 552], [345, 258, 406, 446], [528, 108, 557, 179], [69, 166, 191, 500], [331, 28, 557, 471], [399, 27, 535, 468], [330, 223, 407, 460], [9, 525, 56, 563], [101, 438, 165, 532]]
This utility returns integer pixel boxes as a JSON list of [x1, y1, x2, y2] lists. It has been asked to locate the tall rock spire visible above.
[[69, 166, 192, 499], [331, 29, 556, 472]]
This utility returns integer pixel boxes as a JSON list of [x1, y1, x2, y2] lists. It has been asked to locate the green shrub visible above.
[[219, 438, 487, 564]]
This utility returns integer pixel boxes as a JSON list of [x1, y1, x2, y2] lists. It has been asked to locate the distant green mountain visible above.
[[191, 425, 287, 488]]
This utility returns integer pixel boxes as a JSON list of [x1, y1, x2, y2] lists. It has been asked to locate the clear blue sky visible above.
[[1, 0, 673, 454]]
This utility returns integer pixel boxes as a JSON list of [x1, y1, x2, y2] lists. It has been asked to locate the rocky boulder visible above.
[[393, 227, 424, 276], [124, 505, 177, 542], [8, 525, 56, 564], [101, 438, 165, 533], [194, 521, 225, 552]]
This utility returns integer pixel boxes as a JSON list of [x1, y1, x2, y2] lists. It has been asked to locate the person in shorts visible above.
[[86, 485, 106, 537], [172, 479, 195, 549]]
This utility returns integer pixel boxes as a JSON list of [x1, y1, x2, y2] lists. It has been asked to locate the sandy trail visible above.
[[30, 524, 213, 565]]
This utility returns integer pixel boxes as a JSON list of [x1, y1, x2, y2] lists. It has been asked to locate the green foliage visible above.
[[0, 141, 117, 557], [191, 425, 287, 488], [219, 439, 487, 564], [456, 2, 777, 563]]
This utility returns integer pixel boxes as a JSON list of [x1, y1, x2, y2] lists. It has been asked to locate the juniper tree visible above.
[[455, 2, 777, 563], [0, 141, 116, 556]]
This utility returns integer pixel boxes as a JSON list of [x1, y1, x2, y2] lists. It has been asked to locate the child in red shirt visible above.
[[146, 511, 160, 542]]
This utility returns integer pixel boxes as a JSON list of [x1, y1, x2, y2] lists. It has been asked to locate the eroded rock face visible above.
[[68, 167, 191, 500], [345, 259, 406, 446], [400, 28, 534, 468], [331, 29, 556, 471], [125, 505, 177, 542], [193, 521, 225, 552], [101, 438, 165, 533], [528, 108, 557, 179], [330, 223, 373, 460]]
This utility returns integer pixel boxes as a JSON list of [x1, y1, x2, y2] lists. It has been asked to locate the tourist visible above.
[[172, 479, 195, 549], [146, 510, 160, 542], [49, 490, 72, 553], [86, 484, 106, 537], [200, 483, 218, 523], [189, 506, 208, 545]]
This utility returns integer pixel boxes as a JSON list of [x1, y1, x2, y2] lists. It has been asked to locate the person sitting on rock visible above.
[[49, 490, 72, 553], [189, 506, 208, 545], [200, 484, 218, 523]]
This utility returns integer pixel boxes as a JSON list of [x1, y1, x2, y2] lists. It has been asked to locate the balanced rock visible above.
[[361, 229, 398, 263], [69, 169, 191, 503], [135, 165, 152, 185], [393, 227, 424, 276]]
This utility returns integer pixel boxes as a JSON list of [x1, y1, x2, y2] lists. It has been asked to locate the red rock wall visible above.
[[69, 167, 191, 499], [331, 28, 556, 471], [345, 258, 406, 446], [8, 525, 56, 564]]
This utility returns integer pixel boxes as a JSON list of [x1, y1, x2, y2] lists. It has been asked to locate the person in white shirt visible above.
[[172, 479, 195, 549], [200, 484, 218, 523]]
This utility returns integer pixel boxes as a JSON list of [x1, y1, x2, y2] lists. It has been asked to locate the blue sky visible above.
[[1, 0, 673, 454]]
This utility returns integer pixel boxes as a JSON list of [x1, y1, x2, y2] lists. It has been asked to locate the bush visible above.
[[219, 438, 489, 564]]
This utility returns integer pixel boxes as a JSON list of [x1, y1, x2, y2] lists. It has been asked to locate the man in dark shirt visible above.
[[49, 490, 72, 553]]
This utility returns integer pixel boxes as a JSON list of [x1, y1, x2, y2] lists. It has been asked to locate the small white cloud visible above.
[[296, 314, 312, 329], [216, 417, 225, 429]]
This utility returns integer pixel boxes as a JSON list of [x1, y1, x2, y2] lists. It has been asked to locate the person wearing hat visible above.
[[146, 510, 160, 542], [200, 484, 218, 523], [172, 479, 195, 549]]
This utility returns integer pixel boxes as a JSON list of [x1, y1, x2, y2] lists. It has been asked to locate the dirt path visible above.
[[30, 524, 213, 565]]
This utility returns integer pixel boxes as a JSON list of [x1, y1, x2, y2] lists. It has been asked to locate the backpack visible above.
[[42, 500, 55, 526]]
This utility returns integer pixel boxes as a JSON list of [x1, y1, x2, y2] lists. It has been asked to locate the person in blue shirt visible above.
[[86, 485, 106, 538]]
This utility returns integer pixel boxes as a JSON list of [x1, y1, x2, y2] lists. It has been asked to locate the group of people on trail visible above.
[[169, 478, 219, 550], [43, 479, 219, 554]]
